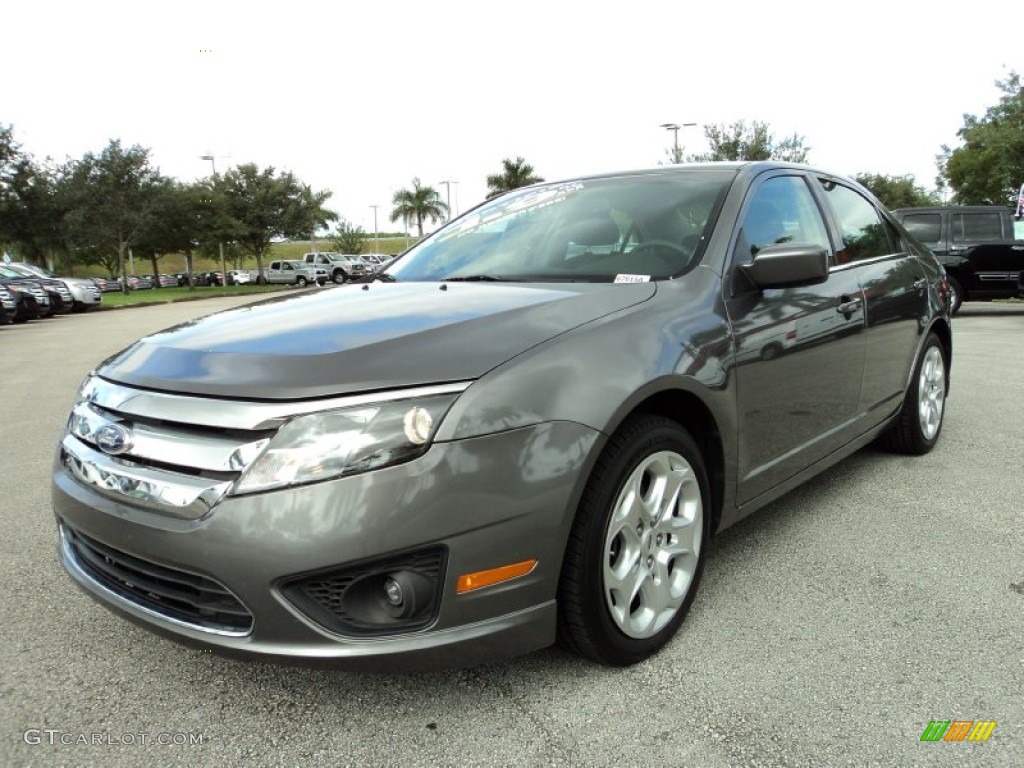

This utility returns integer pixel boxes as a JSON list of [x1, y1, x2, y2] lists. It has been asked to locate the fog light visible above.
[[384, 576, 404, 607]]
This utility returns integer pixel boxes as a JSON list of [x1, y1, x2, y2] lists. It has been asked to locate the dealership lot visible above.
[[1, 296, 1021, 767]]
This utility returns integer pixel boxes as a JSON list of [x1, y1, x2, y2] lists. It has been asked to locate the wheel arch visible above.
[[928, 317, 953, 386], [601, 385, 727, 536]]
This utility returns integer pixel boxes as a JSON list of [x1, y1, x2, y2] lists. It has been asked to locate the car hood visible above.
[[98, 282, 656, 399]]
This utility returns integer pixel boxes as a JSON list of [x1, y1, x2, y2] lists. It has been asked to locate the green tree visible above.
[[940, 72, 1024, 205], [691, 120, 810, 163], [486, 156, 545, 199], [134, 180, 213, 290], [390, 177, 449, 237], [331, 220, 367, 254], [216, 164, 334, 281], [291, 184, 338, 242], [853, 173, 939, 210], [61, 140, 166, 291], [0, 143, 70, 270]]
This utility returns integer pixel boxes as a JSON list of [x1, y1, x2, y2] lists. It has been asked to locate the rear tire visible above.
[[878, 332, 947, 455], [558, 415, 709, 666]]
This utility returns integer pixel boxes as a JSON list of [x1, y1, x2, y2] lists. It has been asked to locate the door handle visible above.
[[913, 278, 927, 290], [837, 296, 862, 315]]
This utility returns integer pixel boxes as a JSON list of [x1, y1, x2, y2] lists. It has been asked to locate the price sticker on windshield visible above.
[[614, 274, 651, 283]]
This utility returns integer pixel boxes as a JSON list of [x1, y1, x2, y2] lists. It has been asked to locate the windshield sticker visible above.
[[614, 274, 651, 283]]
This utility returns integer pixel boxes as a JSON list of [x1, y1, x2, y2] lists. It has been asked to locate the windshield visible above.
[[387, 172, 732, 283], [5, 263, 53, 278]]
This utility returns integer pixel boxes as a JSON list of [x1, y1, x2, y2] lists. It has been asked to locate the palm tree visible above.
[[390, 178, 449, 237], [486, 156, 545, 199]]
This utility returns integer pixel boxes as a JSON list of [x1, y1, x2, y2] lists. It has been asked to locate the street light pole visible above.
[[660, 122, 697, 163], [370, 205, 379, 253], [439, 180, 458, 221], [200, 154, 227, 283]]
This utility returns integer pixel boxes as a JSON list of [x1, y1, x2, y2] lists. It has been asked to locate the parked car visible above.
[[249, 260, 318, 286], [141, 274, 178, 288], [362, 253, 398, 271], [0, 285, 16, 324], [2, 262, 102, 312], [226, 270, 252, 285], [0, 276, 47, 322], [52, 162, 951, 670], [0, 265, 71, 314], [302, 252, 370, 283], [115, 276, 153, 291], [91, 277, 119, 293], [891, 205, 1024, 313]]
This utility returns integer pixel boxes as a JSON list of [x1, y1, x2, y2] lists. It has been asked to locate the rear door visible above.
[[813, 178, 930, 421], [727, 172, 866, 505]]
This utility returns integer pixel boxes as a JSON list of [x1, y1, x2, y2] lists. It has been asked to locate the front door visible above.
[[727, 174, 866, 505]]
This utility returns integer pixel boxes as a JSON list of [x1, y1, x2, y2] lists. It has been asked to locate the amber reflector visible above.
[[456, 559, 538, 594]]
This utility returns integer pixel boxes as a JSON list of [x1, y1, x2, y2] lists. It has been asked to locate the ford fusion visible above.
[[53, 163, 951, 669]]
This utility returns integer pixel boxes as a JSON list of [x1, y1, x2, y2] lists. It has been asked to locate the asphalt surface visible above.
[[1, 295, 1021, 767]]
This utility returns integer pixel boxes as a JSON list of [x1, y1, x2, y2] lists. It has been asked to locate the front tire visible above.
[[878, 332, 947, 455], [558, 415, 709, 666], [296, 276, 308, 287], [333, 270, 347, 285]]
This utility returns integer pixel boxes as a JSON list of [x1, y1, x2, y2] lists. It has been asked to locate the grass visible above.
[[98, 284, 290, 308]]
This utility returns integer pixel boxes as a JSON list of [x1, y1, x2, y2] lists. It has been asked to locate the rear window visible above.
[[953, 212, 1003, 242], [901, 213, 941, 243]]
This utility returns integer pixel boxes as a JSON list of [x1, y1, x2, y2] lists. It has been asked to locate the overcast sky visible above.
[[6, 1, 1022, 234]]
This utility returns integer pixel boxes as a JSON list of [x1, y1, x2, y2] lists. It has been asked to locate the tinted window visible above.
[[902, 213, 941, 243], [954, 213, 1002, 242], [818, 181, 896, 264], [739, 176, 830, 259], [389, 173, 732, 282]]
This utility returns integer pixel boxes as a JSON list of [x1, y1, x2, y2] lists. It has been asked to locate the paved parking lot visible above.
[[1, 297, 1021, 767]]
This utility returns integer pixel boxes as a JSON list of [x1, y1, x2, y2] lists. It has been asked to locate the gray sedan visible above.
[[52, 162, 951, 669]]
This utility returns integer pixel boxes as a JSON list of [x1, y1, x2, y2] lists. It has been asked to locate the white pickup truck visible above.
[[250, 260, 320, 286], [302, 252, 370, 284]]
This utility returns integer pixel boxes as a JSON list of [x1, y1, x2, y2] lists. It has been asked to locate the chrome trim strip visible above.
[[60, 435, 231, 519], [70, 402, 270, 472], [84, 377, 473, 430], [59, 526, 251, 638]]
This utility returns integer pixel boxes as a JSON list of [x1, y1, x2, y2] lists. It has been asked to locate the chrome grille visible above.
[[59, 376, 471, 518]]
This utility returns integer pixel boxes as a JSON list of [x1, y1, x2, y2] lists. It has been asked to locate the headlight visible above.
[[232, 394, 458, 495]]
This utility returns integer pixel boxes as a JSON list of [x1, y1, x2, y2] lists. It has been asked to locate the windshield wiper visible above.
[[442, 275, 507, 282]]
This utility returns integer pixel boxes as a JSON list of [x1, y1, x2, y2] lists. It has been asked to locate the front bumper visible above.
[[53, 421, 599, 669]]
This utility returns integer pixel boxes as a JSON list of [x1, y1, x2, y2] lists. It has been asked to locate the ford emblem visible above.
[[95, 423, 133, 456]]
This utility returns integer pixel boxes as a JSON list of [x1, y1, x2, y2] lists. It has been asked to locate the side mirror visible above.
[[740, 243, 829, 288]]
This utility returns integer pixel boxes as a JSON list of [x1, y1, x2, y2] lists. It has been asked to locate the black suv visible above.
[[0, 264, 75, 314], [0, 276, 46, 322], [892, 206, 1024, 313]]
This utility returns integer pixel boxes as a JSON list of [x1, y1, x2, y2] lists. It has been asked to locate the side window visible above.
[[954, 212, 1002, 242], [270, 262, 280, 270], [818, 182, 896, 264], [739, 176, 830, 260], [901, 213, 942, 243]]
